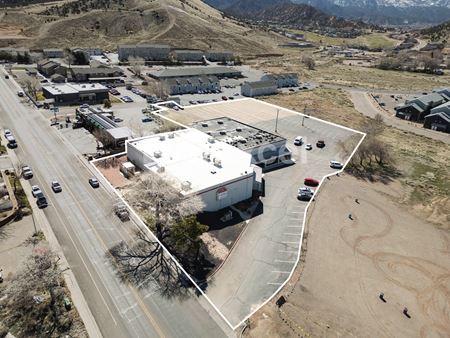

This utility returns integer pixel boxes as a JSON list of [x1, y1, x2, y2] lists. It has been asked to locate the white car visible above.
[[330, 161, 344, 169], [31, 185, 42, 198], [294, 136, 303, 146], [298, 187, 314, 200], [4, 129, 12, 137], [305, 144, 312, 150]]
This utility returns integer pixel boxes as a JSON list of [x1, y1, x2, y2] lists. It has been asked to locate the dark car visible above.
[[316, 140, 325, 148], [89, 177, 100, 188], [51, 180, 62, 193], [4, 75, 9, 79], [35, 192, 48, 209]]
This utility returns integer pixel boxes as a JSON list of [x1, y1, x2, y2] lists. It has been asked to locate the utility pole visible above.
[[275, 109, 279, 133]]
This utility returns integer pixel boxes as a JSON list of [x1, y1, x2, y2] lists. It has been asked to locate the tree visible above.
[[0, 248, 85, 337], [23, 78, 40, 100], [103, 98, 112, 108], [302, 56, 316, 70], [129, 56, 145, 77]]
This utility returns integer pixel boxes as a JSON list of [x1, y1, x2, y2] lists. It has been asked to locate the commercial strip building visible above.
[[164, 76, 220, 95], [191, 117, 292, 171], [241, 80, 278, 97], [147, 66, 242, 80], [126, 128, 258, 212], [42, 83, 109, 106]]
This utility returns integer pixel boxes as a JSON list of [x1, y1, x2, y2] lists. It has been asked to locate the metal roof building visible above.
[[148, 66, 242, 79]]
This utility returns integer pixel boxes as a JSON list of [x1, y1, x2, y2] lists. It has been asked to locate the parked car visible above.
[[304, 178, 319, 187], [109, 89, 120, 95], [4, 75, 9, 79], [22, 166, 33, 179], [294, 136, 303, 146], [298, 187, 314, 201], [31, 185, 42, 198], [51, 180, 62, 193], [222, 96, 228, 101], [316, 140, 325, 148], [114, 117, 123, 122], [35, 192, 48, 209], [121, 96, 133, 103], [89, 177, 100, 188], [17, 91, 24, 97], [228, 96, 234, 100], [305, 144, 312, 150], [4, 129, 12, 137], [330, 161, 343, 169]]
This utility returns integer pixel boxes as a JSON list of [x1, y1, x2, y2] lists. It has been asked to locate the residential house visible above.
[[423, 102, 450, 133], [37, 59, 66, 78], [261, 73, 299, 88], [165, 76, 220, 95], [395, 92, 447, 121], [69, 66, 123, 82], [241, 80, 278, 97]]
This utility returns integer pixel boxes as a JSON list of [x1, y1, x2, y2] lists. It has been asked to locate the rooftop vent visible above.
[[236, 127, 242, 132], [159, 135, 166, 141], [256, 135, 263, 140], [157, 166, 165, 173], [219, 130, 226, 135], [168, 133, 175, 139], [213, 158, 222, 168], [154, 150, 162, 158], [181, 181, 192, 191], [217, 120, 224, 124], [202, 123, 208, 127], [208, 137, 215, 143], [203, 152, 211, 161]]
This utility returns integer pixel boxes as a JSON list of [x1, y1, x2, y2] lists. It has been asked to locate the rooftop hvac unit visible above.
[[202, 123, 208, 127], [203, 152, 211, 161], [154, 150, 162, 158], [181, 181, 192, 191], [256, 134, 263, 140], [159, 135, 166, 141], [213, 158, 222, 168], [157, 166, 165, 173], [219, 130, 226, 135], [236, 127, 242, 132], [168, 133, 175, 139], [208, 137, 215, 143]]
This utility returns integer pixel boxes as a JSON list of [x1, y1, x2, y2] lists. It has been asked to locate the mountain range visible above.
[[206, 0, 450, 25]]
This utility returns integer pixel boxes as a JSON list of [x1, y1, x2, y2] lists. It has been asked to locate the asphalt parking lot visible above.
[[166, 99, 363, 327]]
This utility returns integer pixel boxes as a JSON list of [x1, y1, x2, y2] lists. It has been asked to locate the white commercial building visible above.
[[126, 128, 256, 212]]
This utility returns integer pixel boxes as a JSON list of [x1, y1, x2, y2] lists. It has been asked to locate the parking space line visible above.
[[275, 259, 296, 263], [279, 250, 297, 254], [267, 282, 283, 286], [271, 270, 291, 274], [282, 241, 299, 244], [284, 233, 302, 236], [287, 225, 302, 228], [290, 211, 304, 214]]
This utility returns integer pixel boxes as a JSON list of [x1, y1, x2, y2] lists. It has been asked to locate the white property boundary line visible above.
[[91, 98, 366, 331]]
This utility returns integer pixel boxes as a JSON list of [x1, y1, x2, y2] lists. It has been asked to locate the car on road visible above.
[[35, 192, 48, 209], [316, 140, 325, 148], [51, 180, 62, 193], [298, 187, 314, 201], [294, 136, 303, 146], [22, 166, 33, 179], [17, 91, 24, 97], [221, 96, 228, 101], [89, 177, 100, 188], [305, 143, 312, 150], [4, 129, 12, 137], [304, 178, 319, 187], [121, 96, 133, 103], [31, 185, 42, 197], [330, 161, 343, 169]]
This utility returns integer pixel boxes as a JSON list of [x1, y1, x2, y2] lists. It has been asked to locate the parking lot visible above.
[[164, 99, 363, 327]]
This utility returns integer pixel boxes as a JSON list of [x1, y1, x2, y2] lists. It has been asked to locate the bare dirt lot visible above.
[[246, 174, 450, 338]]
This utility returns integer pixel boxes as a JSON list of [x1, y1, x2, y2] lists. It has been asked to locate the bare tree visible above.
[[146, 80, 169, 99], [129, 56, 145, 77], [302, 55, 316, 70], [0, 248, 86, 337], [23, 78, 40, 100], [92, 129, 113, 153]]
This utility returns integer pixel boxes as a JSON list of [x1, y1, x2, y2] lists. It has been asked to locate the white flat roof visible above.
[[127, 128, 254, 195], [43, 83, 108, 95]]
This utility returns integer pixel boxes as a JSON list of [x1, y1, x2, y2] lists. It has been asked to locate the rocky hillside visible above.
[[0, 0, 285, 55], [421, 20, 450, 41]]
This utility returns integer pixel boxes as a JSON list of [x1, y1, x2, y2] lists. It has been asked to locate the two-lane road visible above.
[[0, 73, 233, 338]]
